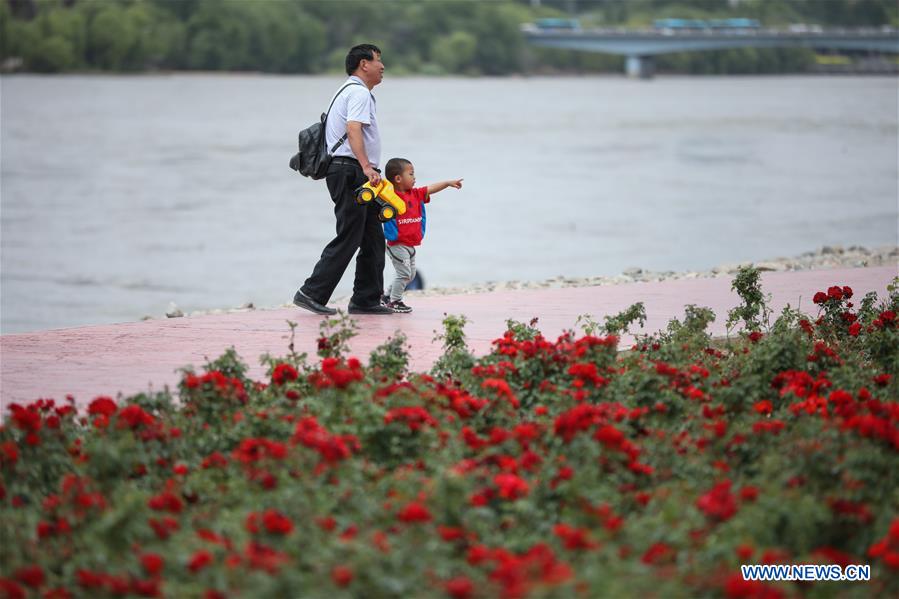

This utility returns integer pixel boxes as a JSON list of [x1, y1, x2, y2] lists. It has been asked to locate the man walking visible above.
[[293, 44, 394, 315]]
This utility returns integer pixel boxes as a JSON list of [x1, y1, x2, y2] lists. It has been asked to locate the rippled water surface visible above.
[[2, 74, 897, 333]]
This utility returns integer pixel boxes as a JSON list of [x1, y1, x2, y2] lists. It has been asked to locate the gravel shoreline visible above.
[[161, 244, 898, 319]]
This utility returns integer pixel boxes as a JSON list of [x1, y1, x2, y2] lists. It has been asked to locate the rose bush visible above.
[[1, 272, 897, 598]]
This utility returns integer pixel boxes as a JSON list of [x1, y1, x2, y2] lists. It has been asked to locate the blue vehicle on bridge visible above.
[[711, 18, 761, 29], [653, 18, 761, 31], [535, 18, 581, 31]]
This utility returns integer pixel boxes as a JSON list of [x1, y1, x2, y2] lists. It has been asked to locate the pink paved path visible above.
[[1, 267, 895, 409]]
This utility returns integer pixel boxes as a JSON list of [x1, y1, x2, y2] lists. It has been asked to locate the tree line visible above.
[[1, 0, 896, 75]]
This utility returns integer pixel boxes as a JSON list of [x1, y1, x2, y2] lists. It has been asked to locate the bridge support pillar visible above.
[[625, 55, 655, 79]]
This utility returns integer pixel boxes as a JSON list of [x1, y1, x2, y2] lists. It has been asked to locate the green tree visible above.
[[0, 0, 15, 60], [245, 2, 325, 73], [27, 34, 74, 72], [300, 0, 385, 54], [281, 9, 327, 73], [431, 30, 477, 73], [44, 5, 86, 67], [185, 0, 251, 70], [470, 2, 527, 75], [86, 4, 139, 70], [121, 1, 186, 70]]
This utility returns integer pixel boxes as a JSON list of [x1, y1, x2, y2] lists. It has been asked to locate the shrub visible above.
[[1, 276, 897, 597]]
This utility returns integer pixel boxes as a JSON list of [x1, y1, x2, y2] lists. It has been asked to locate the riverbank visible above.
[[394, 243, 898, 296], [162, 245, 898, 320]]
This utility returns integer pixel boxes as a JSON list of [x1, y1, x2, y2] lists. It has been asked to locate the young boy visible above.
[[381, 157, 462, 313]]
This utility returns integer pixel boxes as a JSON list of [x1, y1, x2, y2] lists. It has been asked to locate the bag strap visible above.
[[325, 81, 365, 154]]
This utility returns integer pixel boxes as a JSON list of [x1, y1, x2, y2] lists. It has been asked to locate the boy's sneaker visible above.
[[387, 300, 412, 313]]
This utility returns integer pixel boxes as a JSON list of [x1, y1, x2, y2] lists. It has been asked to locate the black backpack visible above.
[[289, 82, 363, 180]]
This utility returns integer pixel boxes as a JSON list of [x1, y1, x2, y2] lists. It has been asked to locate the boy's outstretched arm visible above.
[[426, 179, 463, 196]]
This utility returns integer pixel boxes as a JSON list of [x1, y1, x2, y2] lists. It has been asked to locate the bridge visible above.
[[522, 26, 899, 77]]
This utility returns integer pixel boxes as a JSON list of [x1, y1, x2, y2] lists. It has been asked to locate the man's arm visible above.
[[426, 179, 463, 196], [346, 121, 380, 186]]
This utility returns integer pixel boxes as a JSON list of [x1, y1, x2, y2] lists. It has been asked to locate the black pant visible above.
[[301, 161, 385, 306]]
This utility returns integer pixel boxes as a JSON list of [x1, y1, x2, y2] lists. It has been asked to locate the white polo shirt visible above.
[[325, 75, 381, 169]]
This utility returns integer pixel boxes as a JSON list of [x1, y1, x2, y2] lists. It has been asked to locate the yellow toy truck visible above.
[[355, 180, 406, 223]]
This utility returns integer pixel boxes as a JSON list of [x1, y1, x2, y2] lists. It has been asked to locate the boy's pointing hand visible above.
[[449, 179, 463, 189]]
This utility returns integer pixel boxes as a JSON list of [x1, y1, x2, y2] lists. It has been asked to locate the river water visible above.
[[1, 74, 897, 333]]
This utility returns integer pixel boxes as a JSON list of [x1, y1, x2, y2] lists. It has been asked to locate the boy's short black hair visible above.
[[385, 158, 412, 183], [345, 44, 381, 75]]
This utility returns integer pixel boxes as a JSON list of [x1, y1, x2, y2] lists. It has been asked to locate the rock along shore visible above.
[[160, 244, 898, 320]]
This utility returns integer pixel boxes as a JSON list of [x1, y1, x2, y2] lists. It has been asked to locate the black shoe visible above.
[[348, 301, 395, 315], [381, 293, 391, 305], [293, 290, 336, 315], [387, 300, 412, 313]]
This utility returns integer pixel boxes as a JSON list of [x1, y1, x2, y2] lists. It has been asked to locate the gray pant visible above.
[[386, 244, 416, 302]]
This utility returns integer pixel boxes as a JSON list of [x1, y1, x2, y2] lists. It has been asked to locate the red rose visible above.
[[753, 400, 772, 415], [262, 509, 294, 535], [140, 553, 165, 576], [36, 521, 54, 539], [331, 565, 353, 587], [883, 552, 899, 569], [444, 577, 474, 599], [554, 523, 598, 551], [594, 424, 625, 448], [466, 545, 492, 566], [739, 486, 759, 502], [75, 570, 105, 589], [438, 526, 466, 542], [14, 565, 44, 588], [813, 291, 827, 305], [87, 396, 117, 417], [889, 518, 899, 541], [641, 542, 674, 565], [827, 286, 843, 301], [0, 441, 18, 466], [736, 544, 754, 560], [723, 573, 783, 599], [848, 322, 861, 337], [397, 502, 432, 523], [696, 480, 738, 522], [9, 405, 41, 433], [272, 363, 298, 386], [873, 374, 892, 387], [147, 492, 183, 514], [494, 473, 530, 500], [869, 539, 888, 558], [188, 550, 213, 573], [316, 516, 336, 532]]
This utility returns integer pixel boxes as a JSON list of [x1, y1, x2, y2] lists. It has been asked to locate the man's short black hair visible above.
[[346, 44, 381, 76], [385, 158, 411, 183]]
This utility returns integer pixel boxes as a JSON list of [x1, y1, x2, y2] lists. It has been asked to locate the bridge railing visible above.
[[521, 25, 899, 38]]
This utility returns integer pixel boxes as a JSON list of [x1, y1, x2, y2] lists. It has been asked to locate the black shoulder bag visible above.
[[289, 82, 362, 180]]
